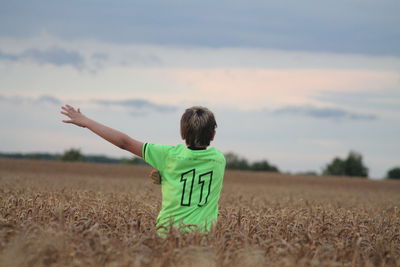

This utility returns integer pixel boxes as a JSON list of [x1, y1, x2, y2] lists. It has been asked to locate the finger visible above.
[[62, 120, 73, 123], [62, 106, 73, 113], [60, 111, 70, 117], [66, 104, 75, 111], [78, 108, 81, 113]]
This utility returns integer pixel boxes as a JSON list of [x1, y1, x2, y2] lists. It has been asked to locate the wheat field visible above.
[[0, 158, 399, 267]]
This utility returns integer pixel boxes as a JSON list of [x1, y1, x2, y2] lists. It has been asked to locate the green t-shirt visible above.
[[142, 143, 226, 233]]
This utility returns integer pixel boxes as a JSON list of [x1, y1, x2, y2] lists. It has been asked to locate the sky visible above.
[[0, 0, 399, 179]]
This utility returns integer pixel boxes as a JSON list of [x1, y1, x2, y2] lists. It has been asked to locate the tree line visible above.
[[0, 149, 146, 165], [322, 151, 400, 179], [224, 152, 279, 172], [1, 149, 399, 179]]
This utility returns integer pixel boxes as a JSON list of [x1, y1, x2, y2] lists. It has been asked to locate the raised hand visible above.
[[60, 104, 88, 127]]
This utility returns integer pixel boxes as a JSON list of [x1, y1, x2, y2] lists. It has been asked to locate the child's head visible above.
[[180, 106, 217, 148]]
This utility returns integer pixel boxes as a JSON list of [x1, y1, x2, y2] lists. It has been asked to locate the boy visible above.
[[61, 104, 226, 233]]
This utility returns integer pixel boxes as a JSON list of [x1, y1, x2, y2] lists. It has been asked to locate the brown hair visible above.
[[180, 106, 217, 147]]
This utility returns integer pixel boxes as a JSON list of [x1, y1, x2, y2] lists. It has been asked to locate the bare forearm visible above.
[[84, 118, 123, 147], [84, 118, 143, 157]]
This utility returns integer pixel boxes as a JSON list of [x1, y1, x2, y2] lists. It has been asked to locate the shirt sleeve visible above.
[[142, 143, 172, 171]]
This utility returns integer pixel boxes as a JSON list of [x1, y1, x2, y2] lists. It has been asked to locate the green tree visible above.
[[251, 160, 279, 172], [224, 152, 280, 172], [61, 148, 86, 162], [122, 156, 146, 165], [323, 157, 346, 176], [386, 167, 400, 179], [224, 152, 250, 170], [323, 151, 368, 178]]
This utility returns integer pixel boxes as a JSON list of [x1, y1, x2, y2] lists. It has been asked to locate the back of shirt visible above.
[[142, 143, 226, 232]]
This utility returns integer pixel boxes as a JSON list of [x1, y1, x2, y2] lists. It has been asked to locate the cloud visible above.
[[0, 52, 19, 61], [170, 68, 399, 110], [0, 94, 177, 116], [36, 95, 62, 105], [0, 94, 63, 106], [0, 47, 84, 68], [272, 105, 378, 121], [92, 99, 177, 115], [0, 45, 166, 70], [1, 1, 399, 56], [3, 35, 400, 71], [0, 95, 27, 105], [0, 93, 379, 121], [314, 90, 400, 112]]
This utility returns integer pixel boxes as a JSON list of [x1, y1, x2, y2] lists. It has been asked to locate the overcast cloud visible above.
[[0, 1, 399, 179], [0, 94, 380, 121], [1, 0, 399, 56], [272, 105, 378, 121], [0, 47, 84, 69]]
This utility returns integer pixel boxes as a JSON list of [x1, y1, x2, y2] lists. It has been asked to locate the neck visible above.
[[187, 145, 207, 150]]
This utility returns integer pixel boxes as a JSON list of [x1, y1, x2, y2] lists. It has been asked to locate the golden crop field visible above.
[[0, 158, 399, 267]]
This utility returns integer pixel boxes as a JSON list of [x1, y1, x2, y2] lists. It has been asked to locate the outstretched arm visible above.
[[61, 104, 143, 157]]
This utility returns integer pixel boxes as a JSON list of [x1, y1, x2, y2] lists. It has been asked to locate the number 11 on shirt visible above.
[[180, 169, 213, 207]]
